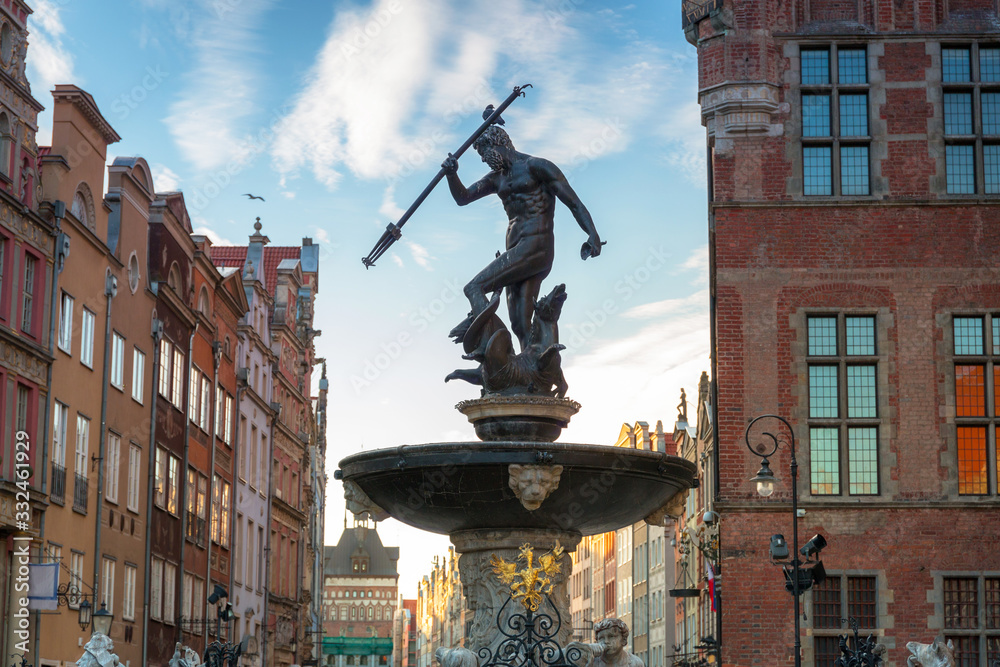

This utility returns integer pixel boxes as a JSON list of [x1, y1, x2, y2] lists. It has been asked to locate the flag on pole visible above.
[[706, 559, 718, 612]]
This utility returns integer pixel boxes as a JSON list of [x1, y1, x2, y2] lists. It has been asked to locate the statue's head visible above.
[[474, 126, 515, 171], [594, 617, 629, 646]]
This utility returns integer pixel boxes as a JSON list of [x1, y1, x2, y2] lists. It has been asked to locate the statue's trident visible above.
[[361, 83, 533, 268]]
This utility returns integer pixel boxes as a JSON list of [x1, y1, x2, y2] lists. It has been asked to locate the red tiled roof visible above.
[[210, 245, 301, 293], [211, 246, 247, 269], [262, 246, 301, 293]]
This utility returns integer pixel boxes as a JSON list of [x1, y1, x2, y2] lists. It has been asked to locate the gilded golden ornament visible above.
[[490, 542, 563, 612]]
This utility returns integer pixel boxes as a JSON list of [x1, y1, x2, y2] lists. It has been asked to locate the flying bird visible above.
[[243, 193, 265, 201], [483, 104, 505, 126]]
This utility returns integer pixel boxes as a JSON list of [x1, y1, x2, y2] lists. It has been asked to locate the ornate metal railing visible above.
[[50, 463, 66, 503], [73, 474, 88, 512], [477, 596, 583, 667]]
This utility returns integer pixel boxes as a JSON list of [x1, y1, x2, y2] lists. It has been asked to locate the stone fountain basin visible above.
[[337, 441, 697, 536]]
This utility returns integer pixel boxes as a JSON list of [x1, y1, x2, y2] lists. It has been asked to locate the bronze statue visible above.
[[442, 125, 603, 350]]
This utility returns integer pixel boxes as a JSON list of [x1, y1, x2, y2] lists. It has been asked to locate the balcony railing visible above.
[[51, 463, 66, 504], [73, 474, 88, 512]]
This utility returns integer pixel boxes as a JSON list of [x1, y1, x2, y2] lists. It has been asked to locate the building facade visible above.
[[685, 1, 1000, 664], [213, 221, 278, 667], [414, 550, 463, 667], [322, 520, 399, 667], [0, 2, 51, 663]]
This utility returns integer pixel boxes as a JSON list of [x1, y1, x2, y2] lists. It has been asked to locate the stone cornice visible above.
[[52, 85, 121, 144]]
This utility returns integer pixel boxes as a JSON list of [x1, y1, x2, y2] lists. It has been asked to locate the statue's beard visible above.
[[482, 149, 505, 171]]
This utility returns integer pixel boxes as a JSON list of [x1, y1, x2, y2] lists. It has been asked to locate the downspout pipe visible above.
[[262, 400, 278, 667], [35, 201, 66, 666], [178, 321, 198, 642], [205, 340, 220, 647], [142, 316, 164, 667], [93, 270, 118, 605]]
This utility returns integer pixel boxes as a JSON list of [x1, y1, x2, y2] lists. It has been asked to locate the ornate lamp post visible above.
[[744, 414, 803, 667]]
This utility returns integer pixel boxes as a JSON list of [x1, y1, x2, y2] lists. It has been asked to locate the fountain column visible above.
[[451, 528, 581, 654]]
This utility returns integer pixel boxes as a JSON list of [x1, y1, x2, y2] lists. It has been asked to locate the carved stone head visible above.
[[906, 637, 955, 667], [508, 464, 563, 511]]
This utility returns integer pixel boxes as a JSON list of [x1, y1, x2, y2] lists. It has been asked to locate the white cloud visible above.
[[27, 0, 76, 146], [192, 221, 236, 246], [271, 0, 685, 189], [406, 240, 433, 270], [281, 190, 296, 199], [562, 287, 711, 442], [659, 99, 707, 186], [151, 164, 181, 192], [165, 0, 274, 171]]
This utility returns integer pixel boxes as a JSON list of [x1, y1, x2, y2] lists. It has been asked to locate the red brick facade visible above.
[[687, 1, 1000, 665]]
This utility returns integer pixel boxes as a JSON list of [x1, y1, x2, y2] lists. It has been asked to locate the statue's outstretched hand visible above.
[[581, 234, 605, 260], [441, 154, 459, 174]]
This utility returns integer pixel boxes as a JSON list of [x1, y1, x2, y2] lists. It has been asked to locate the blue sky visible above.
[[28, 0, 709, 594]]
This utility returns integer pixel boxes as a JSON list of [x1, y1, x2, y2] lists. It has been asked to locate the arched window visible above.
[[351, 606, 356, 620], [72, 190, 90, 229], [340, 607, 347, 620], [167, 263, 180, 291], [198, 287, 210, 317], [367, 606, 373, 619], [375, 607, 381, 620]]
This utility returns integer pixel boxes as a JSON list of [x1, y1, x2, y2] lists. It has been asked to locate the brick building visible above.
[[322, 520, 399, 667], [684, 1, 1000, 665]]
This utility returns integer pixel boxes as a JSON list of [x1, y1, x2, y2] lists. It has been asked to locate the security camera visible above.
[[769, 534, 789, 561], [702, 510, 719, 525]]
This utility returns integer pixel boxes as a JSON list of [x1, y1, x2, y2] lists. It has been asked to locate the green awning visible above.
[[322, 637, 393, 656]]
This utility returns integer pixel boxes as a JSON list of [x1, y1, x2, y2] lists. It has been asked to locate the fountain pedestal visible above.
[[452, 529, 581, 653]]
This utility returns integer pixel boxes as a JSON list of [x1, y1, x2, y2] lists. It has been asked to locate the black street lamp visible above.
[[92, 602, 114, 636], [78, 599, 93, 632], [744, 414, 805, 667]]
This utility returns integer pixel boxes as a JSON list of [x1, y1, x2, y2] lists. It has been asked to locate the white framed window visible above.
[[171, 349, 184, 407], [75, 415, 90, 478], [234, 514, 244, 585], [246, 519, 255, 591], [163, 562, 176, 624], [127, 444, 141, 513], [192, 577, 203, 622], [111, 333, 125, 389], [123, 564, 136, 621], [167, 455, 180, 515], [70, 552, 85, 609], [101, 557, 115, 614], [52, 401, 68, 466], [105, 433, 121, 504], [81, 308, 95, 368], [215, 386, 224, 437], [159, 340, 172, 398], [249, 425, 258, 489], [21, 253, 36, 333], [183, 572, 194, 622], [189, 369, 200, 424], [132, 348, 145, 403], [201, 377, 211, 432], [58, 292, 73, 352], [154, 447, 166, 509], [224, 395, 233, 445], [257, 526, 264, 589], [150, 557, 163, 620], [238, 417, 247, 479]]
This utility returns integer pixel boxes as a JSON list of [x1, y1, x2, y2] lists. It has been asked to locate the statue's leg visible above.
[[465, 241, 549, 323], [507, 271, 547, 350]]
